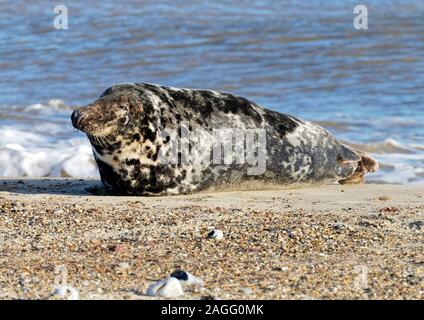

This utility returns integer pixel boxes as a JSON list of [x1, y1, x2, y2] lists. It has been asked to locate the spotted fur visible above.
[[71, 83, 378, 195]]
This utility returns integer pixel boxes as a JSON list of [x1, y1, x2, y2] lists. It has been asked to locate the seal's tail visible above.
[[337, 145, 379, 185]]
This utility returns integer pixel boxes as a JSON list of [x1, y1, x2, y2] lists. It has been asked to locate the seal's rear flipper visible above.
[[337, 145, 378, 185]]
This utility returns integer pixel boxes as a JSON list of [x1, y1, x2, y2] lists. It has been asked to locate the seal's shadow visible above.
[[0, 178, 109, 196]]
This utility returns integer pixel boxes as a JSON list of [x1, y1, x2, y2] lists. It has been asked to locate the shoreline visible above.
[[1, 178, 423, 299]]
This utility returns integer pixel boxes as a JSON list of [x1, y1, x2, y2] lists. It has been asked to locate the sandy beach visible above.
[[0, 178, 423, 300]]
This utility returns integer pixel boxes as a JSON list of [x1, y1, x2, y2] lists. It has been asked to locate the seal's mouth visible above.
[[87, 133, 120, 150]]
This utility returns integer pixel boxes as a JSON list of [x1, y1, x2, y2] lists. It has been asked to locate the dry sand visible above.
[[0, 178, 423, 300]]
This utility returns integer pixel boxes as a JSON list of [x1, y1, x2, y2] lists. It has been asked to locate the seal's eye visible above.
[[124, 115, 130, 126], [119, 106, 129, 125]]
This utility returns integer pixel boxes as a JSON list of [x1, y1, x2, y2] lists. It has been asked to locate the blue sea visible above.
[[0, 0, 423, 184]]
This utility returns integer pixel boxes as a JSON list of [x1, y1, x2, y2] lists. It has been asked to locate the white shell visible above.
[[147, 277, 184, 298], [207, 229, 224, 240], [170, 270, 204, 287], [183, 272, 204, 287], [52, 285, 80, 300]]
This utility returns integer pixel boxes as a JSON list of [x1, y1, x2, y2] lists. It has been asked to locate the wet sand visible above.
[[0, 178, 423, 299]]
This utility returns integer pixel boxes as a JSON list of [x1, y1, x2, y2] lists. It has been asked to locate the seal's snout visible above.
[[71, 109, 82, 129]]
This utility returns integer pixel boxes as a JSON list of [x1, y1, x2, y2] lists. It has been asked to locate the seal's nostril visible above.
[[71, 110, 80, 127]]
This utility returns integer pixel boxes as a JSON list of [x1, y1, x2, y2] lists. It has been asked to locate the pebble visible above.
[[333, 223, 346, 230], [118, 262, 130, 269], [207, 229, 224, 240], [147, 277, 184, 298], [108, 244, 124, 252], [200, 295, 217, 300], [52, 285, 80, 300], [53, 209, 64, 214], [408, 221, 423, 230], [115, 262, 130, 274], [11, 202, 22, 207], [242, 287, 253, 295], [379, 206, 399, 213], [170, 270, 204, 287]]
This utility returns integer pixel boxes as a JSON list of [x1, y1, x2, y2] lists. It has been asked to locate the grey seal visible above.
[[71, 83, 378, 195]]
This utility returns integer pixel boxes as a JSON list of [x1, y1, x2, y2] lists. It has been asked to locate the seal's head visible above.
[[71, 84, 168, 195], [71, 95, 136, 138]]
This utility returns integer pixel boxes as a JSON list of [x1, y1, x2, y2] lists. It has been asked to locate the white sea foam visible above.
[[368, 158, 424, 185], [367, 140, 424, 185], [0, 101, 99, 178], [24, 99, 69, 114], [0, 137, 98, 178]]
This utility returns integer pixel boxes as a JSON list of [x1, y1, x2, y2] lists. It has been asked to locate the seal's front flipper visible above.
[[84, 183, 112, 195], [337, 144, 378, 185]]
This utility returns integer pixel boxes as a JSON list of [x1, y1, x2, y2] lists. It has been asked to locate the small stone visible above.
[[53, 209, 64, 214], [242, 288, 253, 295], [52, 285, 79, 300], [147, 277, 184, 298], [379, 207, 399, 213], [170, 270, 204, 287], [200, 295, 217, 300], [115, 262, 130, 274], [118, 262, 130, 269], [333, 223, 345, 230], [207, 229, 224, 240], [408, 221, 424, 230], [108, 244, 124, 252]]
